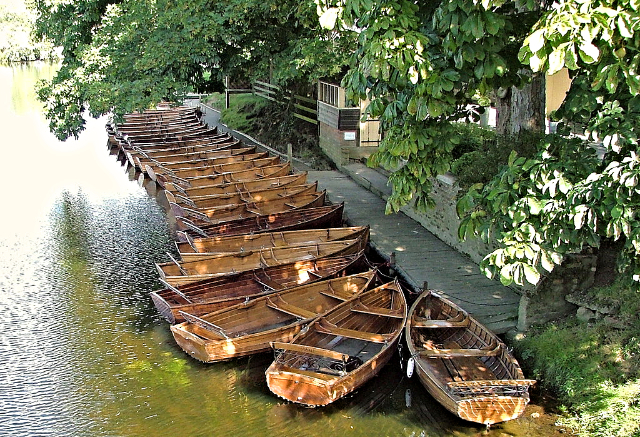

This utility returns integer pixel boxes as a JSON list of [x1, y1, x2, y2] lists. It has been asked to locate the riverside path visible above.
[[193, 99, 522, 334]]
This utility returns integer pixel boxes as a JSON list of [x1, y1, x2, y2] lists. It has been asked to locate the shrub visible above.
[[450, 126, 542, 189], [513, 283, 640, 437]]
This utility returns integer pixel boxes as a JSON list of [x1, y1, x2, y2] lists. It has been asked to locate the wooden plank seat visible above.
[[413, 311, 470, 328], [316, 319, 394, 344], [447, 379, 537, 389], [350, 301, 404, 319], [179, 311, 230, 339], [271, 341, 351, 362], [266, 296, 317, 319], [418, 342, 502, 358], [275, 364, 340, 381], [318, 281, 356, 301]]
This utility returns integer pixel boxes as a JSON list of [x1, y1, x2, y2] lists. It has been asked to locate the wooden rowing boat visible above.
[[140, 152, 269, 178], [265, 279, 407, 406], [150, 252, 366, 323], [120, 124, 211, 142], [120, 132, 229, 151], [170, 190, 326, 226], [404, 290, 535, 425], [159, 162, 291, 189], [130, 141, 249, 163], [120, 127, 219, 146], [165, 172, 307, 199], [116, 120, 203, 137], [169, 271, 378, 362], [128, 142, 250, 170], [177, 226, 369, 260], [156, 238, 367, 286], [175, 203, 343, 240], [166, 182, 319, 211], [148, 155, 280, 182]]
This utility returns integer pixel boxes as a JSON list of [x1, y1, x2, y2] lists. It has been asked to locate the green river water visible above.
[[0, 63, 566, 437]]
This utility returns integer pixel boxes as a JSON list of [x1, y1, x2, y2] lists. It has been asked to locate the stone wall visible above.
[[397, 172, 496, 265], [389, 170, 596, 330]]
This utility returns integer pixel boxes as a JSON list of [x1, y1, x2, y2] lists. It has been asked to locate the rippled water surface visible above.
[[0, 64, 564, 437]]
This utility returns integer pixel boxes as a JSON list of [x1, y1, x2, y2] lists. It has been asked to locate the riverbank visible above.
[[198, 93, 640, 437]]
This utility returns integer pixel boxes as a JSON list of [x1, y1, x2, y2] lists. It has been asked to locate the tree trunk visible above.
[[495, 71, 546, 136]]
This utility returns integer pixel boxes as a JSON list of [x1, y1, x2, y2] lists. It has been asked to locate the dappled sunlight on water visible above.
[[0, 64, 563, 436]]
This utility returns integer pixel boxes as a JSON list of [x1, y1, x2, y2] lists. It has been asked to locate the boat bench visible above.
[[271, 341, 351, 363], [316, 321, 393, 344], [275, 364, 339, 381], [266, 296, 316, 319], [413, 311, 469, 328], [419, 342, 501, 358], [350, 302, 404, 319]]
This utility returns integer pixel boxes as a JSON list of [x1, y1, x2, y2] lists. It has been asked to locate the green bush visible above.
[[513, 281, 640, 437], [213, 92, 334, 170], [450, 125, 541, 189]]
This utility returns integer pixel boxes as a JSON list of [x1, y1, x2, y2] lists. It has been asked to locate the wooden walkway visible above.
[[307, 168, 521, 334], [196, 102, 522, 333]]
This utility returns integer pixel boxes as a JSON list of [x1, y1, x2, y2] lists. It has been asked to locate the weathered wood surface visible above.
[[405, 290, 534, 425], [265, 280, 407, 406], [169, 271, 377, 362]]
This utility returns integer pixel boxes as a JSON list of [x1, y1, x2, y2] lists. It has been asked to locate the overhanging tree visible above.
[[33, 0, 355, 140], [327, 0, 640, 288]]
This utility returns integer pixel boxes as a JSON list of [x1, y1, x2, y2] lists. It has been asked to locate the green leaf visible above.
[[319, 8, 339, 30], [548, 46, 565, 75], [527, 29, 545, 53], [541, 251, 554, 272], [523, 264, 541, 284], [500, 265, 513, 286], [579, 42, 600, 63]]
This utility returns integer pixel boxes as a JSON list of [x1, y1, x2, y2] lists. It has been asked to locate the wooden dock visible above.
[[195, 102, 522, 333], [308, 168, 521, 334]]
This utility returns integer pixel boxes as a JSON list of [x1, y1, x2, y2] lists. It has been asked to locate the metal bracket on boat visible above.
[[158, 278, 192, 303], [166, 252, 189, 276], [177, 217, 209, 238], [179, 311, 230, 339]]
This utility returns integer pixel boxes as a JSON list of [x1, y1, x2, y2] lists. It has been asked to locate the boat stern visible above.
[[457, 395, 530, 426], [265, 364, 340, 407]]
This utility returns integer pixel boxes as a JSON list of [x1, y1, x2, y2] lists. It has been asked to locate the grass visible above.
[[513, 279, 640, 436], [202, 92, 334, 170]]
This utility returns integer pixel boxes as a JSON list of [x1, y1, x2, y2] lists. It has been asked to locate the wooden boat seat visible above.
[[318, 282, 354, 301], [179, 311, 230, 339], [418, 342, 502, 358], [447, 379, 536, 389], [266, 296, 316, 319], [275, 364, 340, 381], [350, 301, 404, 319], [316, 319, 393, 344], [413, 312, 470, 328], [253, 274, 286, 291], [271, 341, 351, 362]]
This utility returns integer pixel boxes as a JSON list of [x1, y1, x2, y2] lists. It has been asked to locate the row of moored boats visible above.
[[106, 106, 535, 426]]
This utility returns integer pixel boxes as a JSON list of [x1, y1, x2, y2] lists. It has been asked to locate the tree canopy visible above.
[[326, 0, 640, 289], [33, 0, 355, 139], [34, 0, 640, 289]]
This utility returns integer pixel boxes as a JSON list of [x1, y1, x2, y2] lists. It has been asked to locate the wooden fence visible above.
[[252, 80, 318, 125]]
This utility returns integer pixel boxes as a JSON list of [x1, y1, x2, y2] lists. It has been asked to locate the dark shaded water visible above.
[[0, 64, 564, 436]]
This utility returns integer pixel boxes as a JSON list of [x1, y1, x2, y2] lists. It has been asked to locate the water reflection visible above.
[[0, 64, 562, 436]]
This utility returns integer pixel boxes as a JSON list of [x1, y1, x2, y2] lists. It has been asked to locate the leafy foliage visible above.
[[456, 0, 640, 288], [329, 0, 539, 213], [33, 0, 356, 139], [514, 316, 640, 436], [323, 0, 640, 289], [0, 2, 56, 63]]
